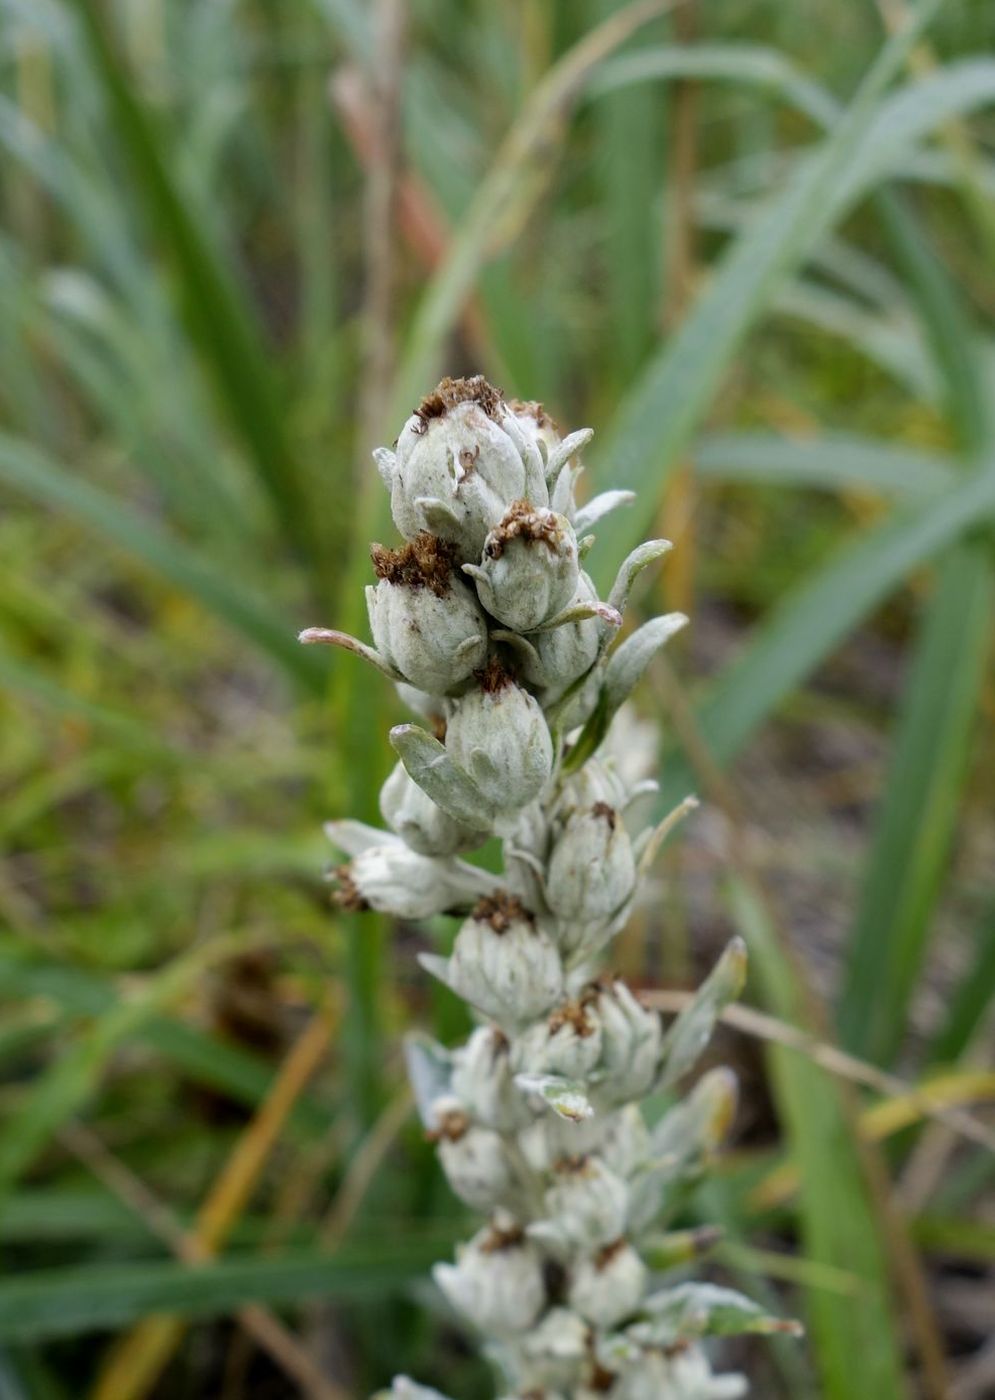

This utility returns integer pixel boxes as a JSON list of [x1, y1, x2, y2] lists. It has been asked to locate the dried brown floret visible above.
[[594, 1237, 627, 1270], [474, 656, 513, 694], [507, 398, 558, 434], [483, 499, 564, 560], [472, 889, 533, 933], [548, 996, 598, 1039], [333, 865, 368, 912], [591, 800, 617, 830], [414, 374, 504, 429], [427, 1106, 471, 1143], [480, 1221, 526, 1253], [370, 533, 458, 598]]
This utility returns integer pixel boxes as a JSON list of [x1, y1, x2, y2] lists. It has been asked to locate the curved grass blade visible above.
[[0, 1238, 458, 1343], [930, 898, 995, 1067], [0, 434, 323, 692], [71, 2, 319, 572], [659, 463, 995, 810], [693, 432, 955, 498]]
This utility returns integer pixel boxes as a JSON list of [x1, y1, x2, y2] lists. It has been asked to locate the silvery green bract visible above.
[[302, 377, 797, 1398]]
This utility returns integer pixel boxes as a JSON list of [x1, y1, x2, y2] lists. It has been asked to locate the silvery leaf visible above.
[[573, 489, 635, 535], [324, 819, 400, 857], [607, 539, 673, 616], [657, 939, 747, 1091], [632, 1282, 803, 1344], [531, 599, 621, 633], [404, 1033, 453, 1128], [298, 627, 402, 681], [515, 1072, 594, 1123], [545, 428, 593, 488], [390, 723, 495, 828], [603, 612, 688, 713]]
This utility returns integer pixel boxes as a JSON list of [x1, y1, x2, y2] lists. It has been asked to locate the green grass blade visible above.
[[693, 432, 955, 498], [839, 545, 992, 1062], [70, 2, 319, 572], [585, 0, 948, 588], [838, 190, 994, 1063], [930, 898, 995, 1066], [0, 1238, 458, 1342], [727, 877, 909, 1400], [0, 434, 322, 691], [659, 463, 995, 808]]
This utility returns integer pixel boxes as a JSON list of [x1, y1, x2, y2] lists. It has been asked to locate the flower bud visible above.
[[451, 1025, 527, 1132], [380, 761, 486, 857], [520, 574, 601, 703], [568, 1239, 647, 1328], [430, 1098, 520, 1213], [335, 844, 466, 920], [597, 1104, 650, 1180], [448, 893, 562, 1027], [511, 1307, 589, 1390], [516, 994, 603, 1081], [546, 803, 636, 929], [434, 1224, 545, 1337], [446, 665, 553, 815], [612, 1348, 747, 1400], [380, 1379, 453, 1400], [366, 536, 487, 694], [465, 503, 578, 633], [390, 378, 543, 561], [593, 980, 662, 1105], [543, 1155, 629, 1249]]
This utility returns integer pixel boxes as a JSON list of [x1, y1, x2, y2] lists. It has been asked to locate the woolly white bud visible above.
[[612, 1347, 748, 1400], [520, 574, 602, 703], [465, 503, 578, 632], [380, 761, 486, 857], [451, 1025, 527, 1132], [568, 1240, 647, 1328], [366, 537, 487, 694], [448, 894, 563, 1027], [434, 1225, 545, 1337], [430, 1099, 521, 1213], [593, 981, 662, 1105], [545, 803, 636, 952], [510, 1306, 590, 1391], [337, 844, 466, 920], [391, 380, 543, 560], [542, 1155, 629, 1250], [445, 669, 553, 816], [516, 997, 603, 1081], [378, 1379, 453, 1400]]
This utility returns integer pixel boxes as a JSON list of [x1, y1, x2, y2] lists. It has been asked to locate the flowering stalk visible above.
[[302, 377, 799, 1399]]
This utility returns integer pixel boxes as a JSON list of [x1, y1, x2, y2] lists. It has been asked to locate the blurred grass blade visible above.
[[839, 194, 994, 1063], [659, 463, 995, 808], [0, 434, 323, 691], [839, 545, 992, 1063], [71, 2, 318, 572], [0, 952, 326, 1133], [0, 1239, 457, 1343], [391, 0, 674, 425], [693, 432, 955, 498], [727, 877, 909, 1400], [586, 0, 946, 586], [930, 898, 995, 1066], [0, 933, 271, 1208]]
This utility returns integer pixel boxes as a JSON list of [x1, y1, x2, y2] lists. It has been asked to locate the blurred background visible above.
[[1, 0, 994, 1396]]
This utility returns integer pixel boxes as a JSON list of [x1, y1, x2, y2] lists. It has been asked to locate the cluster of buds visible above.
[[302, 378, 798, 1398]]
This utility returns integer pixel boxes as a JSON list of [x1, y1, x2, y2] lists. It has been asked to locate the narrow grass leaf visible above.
[[0, 434, 323, 691], [727, 877, 908, 1400], [930, 898, 995, 1066], [659, 463, 995, 809], [693, 432, 954, 499], [0, 1239, 458, 1342]]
